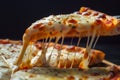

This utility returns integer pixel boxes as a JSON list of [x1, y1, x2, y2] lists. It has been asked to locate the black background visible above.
[[0, 0, 120, 64]]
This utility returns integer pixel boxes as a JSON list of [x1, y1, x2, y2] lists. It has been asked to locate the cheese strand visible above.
[[47, 37, 60, 64], [57, 36, 64, 68], [70, 37, 81, 68]]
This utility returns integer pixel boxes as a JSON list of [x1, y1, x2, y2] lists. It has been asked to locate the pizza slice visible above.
[[0, 39, 119, 80], [15, 7, 120, 69], [0, 39, 104, 70]]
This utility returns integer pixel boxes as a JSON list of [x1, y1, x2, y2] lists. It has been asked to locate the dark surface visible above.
[[0, 0, 120, 64], [95, 43, 120, 65]]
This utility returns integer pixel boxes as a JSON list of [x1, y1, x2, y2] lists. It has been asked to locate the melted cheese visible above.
[[93, 34, 100, 49], [57, 36, 64, 68], [80, 29, 98, 69], [77, 37, 81, 47]]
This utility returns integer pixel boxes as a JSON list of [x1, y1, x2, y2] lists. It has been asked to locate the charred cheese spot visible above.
[[54, 44, 61, 50], [49, 31, 58, 36], [48, 21, 53, 26], [98, 14, 106, 19], [66, 46, 76, 52], [83, 11, 92, 16], [68, 19, 77, 24], [95, 19, 102, 24], [104, 20, 113, 27], [33, 23, 44, 29], [93, 12, 99, 16], [79, 7, 89, 13]]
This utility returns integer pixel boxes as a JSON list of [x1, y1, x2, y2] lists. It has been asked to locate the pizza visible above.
[[0, 39, 120, 80], [0, 7, 120, 80], [15, 7, 120, 70]]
